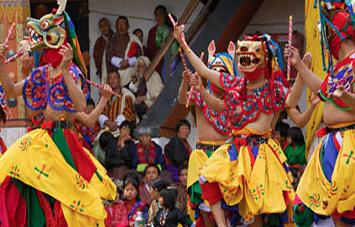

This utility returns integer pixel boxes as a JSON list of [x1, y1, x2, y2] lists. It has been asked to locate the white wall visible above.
[[88, 0, 203, 101]]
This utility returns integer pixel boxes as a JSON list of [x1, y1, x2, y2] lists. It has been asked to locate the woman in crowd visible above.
[[139, 164, 161, 204], [147, 179, 171, 226]]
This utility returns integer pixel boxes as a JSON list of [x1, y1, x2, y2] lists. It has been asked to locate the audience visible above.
[[106, 16, 143, 87], [147, 179, 171, 226], [99, 71, 136, 132], [146, 5, 168, 61], [133, 127, 165, 173], [93, 17, 114, 82], [174, 164, 188, 214], [139, 164, 161, 204], [164, 119, 192, 182], [284, 127, 307, 188], [105, 173, 148, 226], [274, 121, 290, 149], [153, 188, 189, 227], [129, 56, 164, 120]]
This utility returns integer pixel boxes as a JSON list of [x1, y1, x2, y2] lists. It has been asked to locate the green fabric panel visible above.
[[284, 144, 307, 165], [189, 181, 203, 205], [293, 204, 314, 227], [14, 179, 46, 227], [52, 127, 77, 171]]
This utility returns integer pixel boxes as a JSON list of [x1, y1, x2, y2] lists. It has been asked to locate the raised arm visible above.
[[191, 74, 225, 112], [173, 25, 222, 88], [59, 44, 86, 112], [284, 45, 322, 93], [0, 44, 25, 98], [75, 84, 112, 128], [286, 53, 312, 107], [178, 69, 192, 105]]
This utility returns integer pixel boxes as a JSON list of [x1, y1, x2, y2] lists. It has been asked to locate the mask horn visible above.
[[56, 0, 67, 15], [227, 41, 236, 59], [208, 40, 216, 64]]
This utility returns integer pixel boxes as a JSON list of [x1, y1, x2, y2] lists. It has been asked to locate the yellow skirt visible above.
[[296, 123, 355, 216], [0, 129, 116, 226], [201, 129, 295, 221]]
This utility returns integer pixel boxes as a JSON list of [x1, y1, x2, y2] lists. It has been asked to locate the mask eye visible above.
[[40, 20, 50, 30], [255, 47, 260, 52]]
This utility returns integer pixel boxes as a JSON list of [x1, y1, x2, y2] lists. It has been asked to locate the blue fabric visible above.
[[251, 145, 259, 159], [228, 144, 238, 161], [322, 133, 339, 182]]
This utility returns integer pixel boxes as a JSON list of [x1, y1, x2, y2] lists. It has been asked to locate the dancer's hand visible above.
[[284, 44, 302, 68], [302, 52, 312, 69], [170, 14, 188, 49], [330, 85, 346, 99], [20, 52, 34, 75], [182, 69, 192, 84], [100, 84, 112, 100], [190, 73, 202, 90], [59, 44, 73, 69]]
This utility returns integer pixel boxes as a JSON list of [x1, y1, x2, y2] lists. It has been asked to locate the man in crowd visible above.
[[106, 16, 143, 87], [93, 17, 114, 82], [98, 71, 136, 133]]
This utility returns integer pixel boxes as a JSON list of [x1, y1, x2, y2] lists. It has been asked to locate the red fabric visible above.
[[0, 137, 6, 154], [36, 190, 56, 226], [0, 177, 27, 227], [53, 200, 68, 226], [40, 48, 64, 68], [127, 42, 140, 58], [319, 52, 355, 109], [63, 129, 97, 182], [201, 182, 223, 205], [243, 67, 267, 81], [136, 142, 157, 164], [146, 25, 158, 60], [333, 209, 355, 220], [329, 10, 355, 60]]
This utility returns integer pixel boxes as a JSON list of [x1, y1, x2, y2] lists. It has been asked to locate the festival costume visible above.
[[0, 84, 7, 156], [196, 35, 294, 224], [294, 2, 355, 225], [0, 3, 116, 226]]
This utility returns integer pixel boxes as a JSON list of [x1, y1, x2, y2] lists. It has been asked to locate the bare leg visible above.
[[210, 201, 227, 227], [249, 215, 263, 227], [333, 218, 352, 227]]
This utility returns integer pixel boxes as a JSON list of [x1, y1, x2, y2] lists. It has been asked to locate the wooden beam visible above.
[[143, 0, 200, 81], [216, 0, 264, 51]]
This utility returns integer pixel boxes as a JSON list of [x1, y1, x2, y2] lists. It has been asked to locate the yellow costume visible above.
[[200, 128, 294, 221], [0, 129, 116, 226], [296, 122, 355, 222]]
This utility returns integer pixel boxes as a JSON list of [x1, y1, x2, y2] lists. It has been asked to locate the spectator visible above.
[[133, 127, 165, 173], [147, 179, 171, 226], [153, 188, 189, 227], [105, 173, 148, 226], [139, 164, 161, 205], [146, 5, 168, 61], [133, 28, 144, 45], [284, 127, 307, 188], [128, 56, 164, 120], [164, 119, 192, 182], [93, 17, 114, 82], [99, 71, 136, 133], [133, 28, 148, 58], [274, 121, 290, 149], [106, 16, 143, 87], [174, 164, 188, 214], [104, 121, 135, 179], [74, 98, 101, 150]]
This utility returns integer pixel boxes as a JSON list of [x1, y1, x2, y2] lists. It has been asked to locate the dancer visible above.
[[179, 40, 236, 226], [173, 20, 296, 226], [285, 1, 355, 226], [0, 1, 116, 226]]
